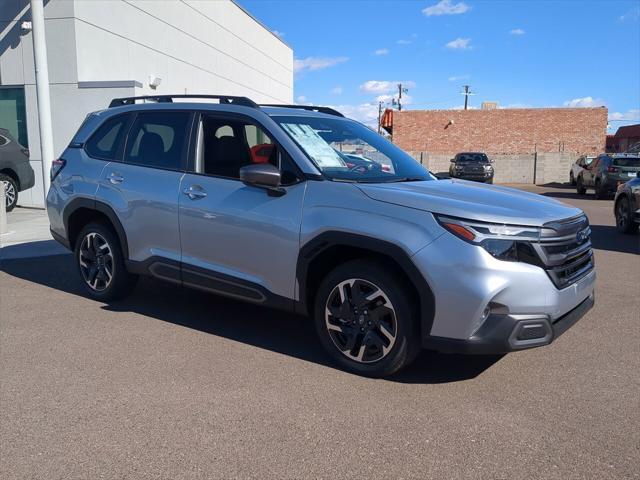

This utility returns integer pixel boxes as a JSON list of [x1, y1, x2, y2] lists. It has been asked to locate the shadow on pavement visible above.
[[590, 225, 640, 255], [0, 252, 501, 384]]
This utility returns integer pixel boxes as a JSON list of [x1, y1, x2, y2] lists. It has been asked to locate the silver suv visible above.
[[47, 95, 596, 377]]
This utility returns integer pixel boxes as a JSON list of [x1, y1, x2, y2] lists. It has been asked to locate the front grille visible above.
[[532, 215, 595, 289]]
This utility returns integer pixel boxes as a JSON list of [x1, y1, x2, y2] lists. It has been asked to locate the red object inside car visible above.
[[250, 143, 274, 164]]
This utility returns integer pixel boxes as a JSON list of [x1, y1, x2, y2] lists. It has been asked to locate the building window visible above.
[[0, 87, 28, 148]]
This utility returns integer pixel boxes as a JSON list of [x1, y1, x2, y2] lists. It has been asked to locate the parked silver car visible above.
[[46, 95, 596, 377]]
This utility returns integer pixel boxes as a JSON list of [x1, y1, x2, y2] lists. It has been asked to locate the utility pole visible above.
[[30, 0, 55, 196], [462, 85, 472, 110], [397, 83, 409, 111], [377, 101, 384, 134]]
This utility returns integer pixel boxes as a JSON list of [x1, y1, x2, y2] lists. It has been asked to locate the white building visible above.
[[0, 0, 293, 206]]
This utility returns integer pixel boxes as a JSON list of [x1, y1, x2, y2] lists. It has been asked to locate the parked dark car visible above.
[[0, 128, 34, 211], [614, 172, 640, 234], [449, 152, 494, 183], [576, 153, 640, 199]]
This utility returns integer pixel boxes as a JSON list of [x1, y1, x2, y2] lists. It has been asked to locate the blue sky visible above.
[[242, 0, 640, 130]]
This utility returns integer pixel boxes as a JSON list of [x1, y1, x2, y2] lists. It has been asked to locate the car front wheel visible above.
[[1, 174, 18, 212], [314, 260, 420, 377], [615, 196, 638, 234]]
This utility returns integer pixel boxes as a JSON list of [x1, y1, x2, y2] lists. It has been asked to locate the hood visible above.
[[356, 179, 583, 226]]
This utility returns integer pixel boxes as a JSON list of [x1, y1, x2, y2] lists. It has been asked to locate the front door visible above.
[[178, 113, 305, 303]]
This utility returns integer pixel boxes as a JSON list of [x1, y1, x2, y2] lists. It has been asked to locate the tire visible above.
[[594, 179, 606, 200], [576, 176, 586, 195], [74, 222, 137, 301], [313, 259, 421, 377], [1, 174, 18, 212], [615, 196, 638, 234], [570, 171, 575, 186]]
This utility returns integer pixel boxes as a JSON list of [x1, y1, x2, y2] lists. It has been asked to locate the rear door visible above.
[[96, 110, 193, 266], [178, 112, 305, 303]]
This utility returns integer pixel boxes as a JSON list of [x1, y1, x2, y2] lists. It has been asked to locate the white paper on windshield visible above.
[[281, 123, 345, 168]]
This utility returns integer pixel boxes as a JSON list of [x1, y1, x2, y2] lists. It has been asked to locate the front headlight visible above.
[[435, 215, 542, 263], [484, 164, 493, 171]]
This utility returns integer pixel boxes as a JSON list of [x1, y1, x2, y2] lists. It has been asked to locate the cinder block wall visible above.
[[408, 151, 576, 184]]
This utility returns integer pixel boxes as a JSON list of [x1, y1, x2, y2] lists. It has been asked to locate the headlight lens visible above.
[[435, 215, 542, 262], [484, 164, 493, 171]]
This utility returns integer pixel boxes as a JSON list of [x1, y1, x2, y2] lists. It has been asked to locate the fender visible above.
[[295, 231, 436, 339], [62, 197, 130, 259]]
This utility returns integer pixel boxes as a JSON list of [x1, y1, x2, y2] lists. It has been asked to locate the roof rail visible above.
[[260, 104, 344, 117], [108, 95, 258, 109]]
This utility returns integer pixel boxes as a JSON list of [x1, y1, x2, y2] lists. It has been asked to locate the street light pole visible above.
[[30, 0, 54, 197]]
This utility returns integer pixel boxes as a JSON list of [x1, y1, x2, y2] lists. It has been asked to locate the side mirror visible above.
[[239, 163, 285, 195], [450, 158, 456, 163]]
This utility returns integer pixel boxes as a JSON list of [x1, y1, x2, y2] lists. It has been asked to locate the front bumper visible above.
[[412, 231, 596, 353], [424, 292, 594, 354]]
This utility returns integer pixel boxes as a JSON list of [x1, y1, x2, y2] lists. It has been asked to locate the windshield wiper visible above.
[[384, 177, 427, 183]]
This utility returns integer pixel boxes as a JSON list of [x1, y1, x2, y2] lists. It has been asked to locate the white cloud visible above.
[[272, 30, 285, 38], [619, 6, 640, 22], [396, 33, 418, 45], [374, 48, 389, 55], [609, 109, 640, 121], [446, 37, 472, 50], [563, 96, 606, 108], [296, 95, 307, 103], [327, 103, 380, 128], [330, 86, 343, 95], [448, 74, 469, 82], [359, 80, 416, 94], [510, 28, 525, 35], [423, 0, 470, 16], [293, 56, 349, 75]]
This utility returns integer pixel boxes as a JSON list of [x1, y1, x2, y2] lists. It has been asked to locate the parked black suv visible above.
[[449, 152, 494, 183], [0, 128, 35, 211]]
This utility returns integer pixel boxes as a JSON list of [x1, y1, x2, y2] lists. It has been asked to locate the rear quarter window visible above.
[[613, 157, 640, 167], [84, 114, 130, 160]]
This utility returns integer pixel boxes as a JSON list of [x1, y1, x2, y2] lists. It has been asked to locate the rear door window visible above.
[[124, 112, 191, 170], [85, 114, 130, 160]]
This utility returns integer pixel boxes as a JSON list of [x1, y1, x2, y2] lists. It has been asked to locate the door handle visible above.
[[183, 185, 207, 200], [107, 172, 124, 184]]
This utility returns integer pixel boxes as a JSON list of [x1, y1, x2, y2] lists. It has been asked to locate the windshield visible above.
[[274, 115, 434, 183], [456, 153, 489, 163], [612, 157, 640, 167]]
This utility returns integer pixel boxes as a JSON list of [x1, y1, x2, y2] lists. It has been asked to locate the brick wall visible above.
[[393, 107, 607, 154]]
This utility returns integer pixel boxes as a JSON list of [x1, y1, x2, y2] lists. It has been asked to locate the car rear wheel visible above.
[[569, 171, 575, 185], [314, 259, 420, 377], [615, 196, 638, 234], [75, 222, 138, 301], [576, 176, 586, 195], [594, 180, 606, 199], [1, 174, 18, 212]]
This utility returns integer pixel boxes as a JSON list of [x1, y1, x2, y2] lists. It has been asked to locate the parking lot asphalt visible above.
[[1, 184, 639, 479]]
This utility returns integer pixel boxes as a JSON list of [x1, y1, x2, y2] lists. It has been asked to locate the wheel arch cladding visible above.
[[0, 169, 19, 188], [63, 198, 129, 258], [296, 231, 436, 340]]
